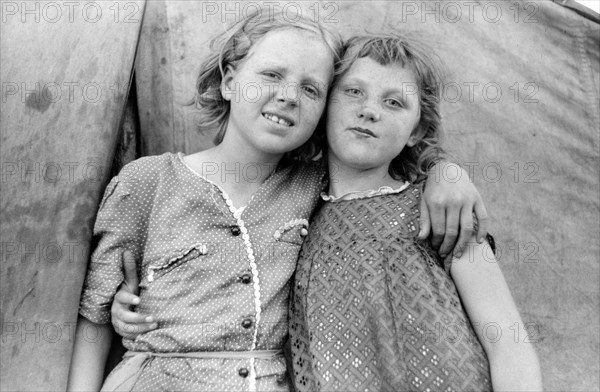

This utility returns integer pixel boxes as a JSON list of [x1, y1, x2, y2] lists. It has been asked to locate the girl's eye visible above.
[[262, 71, 280, 79], [345, 88, 362, 96], [385, 98, 403, 108], [302, 85, 320, 99]]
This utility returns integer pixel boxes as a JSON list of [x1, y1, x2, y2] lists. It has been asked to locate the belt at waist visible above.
[[101, 350, 284, 391], [124, 349, 283, 359]]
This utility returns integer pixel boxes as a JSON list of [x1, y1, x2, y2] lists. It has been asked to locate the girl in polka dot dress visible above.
[[289, 34, 542, 391], [68, 11, 489, 392]]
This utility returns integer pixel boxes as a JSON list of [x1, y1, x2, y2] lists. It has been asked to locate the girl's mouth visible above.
[[263, 113, 294, 127], [348, 127, 376, 137]]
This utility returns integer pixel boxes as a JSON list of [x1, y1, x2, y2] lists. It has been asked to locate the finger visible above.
[[113, 321, 157, 339], [114, 289, 139, 307], [418, 198, 431, 240], [438, 207, 460, 258], [117, 309, 155, 325], [122, 250, 139, 295], [429, 202, 446, 251], [452, 206, 475, 258], [112, 320, 137, 340], [474, 199, 490, 243]]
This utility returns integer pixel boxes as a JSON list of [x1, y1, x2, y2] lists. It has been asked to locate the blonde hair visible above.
[[334, 33, 447, 182], [193, 8, 343, 162]]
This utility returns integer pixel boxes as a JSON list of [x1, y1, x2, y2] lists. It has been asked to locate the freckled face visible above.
[[326, 57, 422, 173], [221, 28, 334, 159]]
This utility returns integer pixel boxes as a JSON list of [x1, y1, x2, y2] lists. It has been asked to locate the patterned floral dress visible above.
[[79, 152, 325, 391], [290, 183, 491, 391]]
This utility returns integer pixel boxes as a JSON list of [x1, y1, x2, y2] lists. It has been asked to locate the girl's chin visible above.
[[255, 144, 301, 157], [333, 152, 376, 166], [331, 155, 390, 173], [258, 139, 311, 156]]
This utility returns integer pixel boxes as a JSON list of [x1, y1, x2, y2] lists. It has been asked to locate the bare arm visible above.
[[67, 315, 114, 392], [450, 237, 542, 391]]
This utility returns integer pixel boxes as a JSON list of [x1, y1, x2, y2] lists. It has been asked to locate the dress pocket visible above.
[[142, 243, 210, 285], [273, 218, 309, 246], [262, 219, 309, 270]]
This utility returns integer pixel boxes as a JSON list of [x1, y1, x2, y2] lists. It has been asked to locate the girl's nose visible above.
[[276, 83, 299, 106], [357, 104, 380, 122]]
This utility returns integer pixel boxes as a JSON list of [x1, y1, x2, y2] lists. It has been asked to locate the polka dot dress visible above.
[[79, 152, 325, 391]]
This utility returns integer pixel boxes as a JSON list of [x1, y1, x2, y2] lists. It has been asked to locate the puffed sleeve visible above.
[[79, 165, 143, 324]]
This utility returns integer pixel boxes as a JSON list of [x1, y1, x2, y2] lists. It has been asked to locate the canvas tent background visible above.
[[1, 0, 598, 391], [0, 1, 145, 390]]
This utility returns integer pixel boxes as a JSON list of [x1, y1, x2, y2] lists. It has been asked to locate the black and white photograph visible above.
[[1, 1, 599, 391]]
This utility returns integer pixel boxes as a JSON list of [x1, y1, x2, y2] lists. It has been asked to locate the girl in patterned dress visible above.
[[68, 10, 490, 392], [289, 34, 543, 391]]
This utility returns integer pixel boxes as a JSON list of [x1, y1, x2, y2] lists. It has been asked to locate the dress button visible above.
[[238, 367, 249, 378], [240, 274, 252, 284], [242, 319, 253, 329], [230, 225, 241, 236]]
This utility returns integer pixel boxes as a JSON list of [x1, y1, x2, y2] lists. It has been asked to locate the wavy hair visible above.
[[192, 8, 343, 163], [333, 33, 447, 182]]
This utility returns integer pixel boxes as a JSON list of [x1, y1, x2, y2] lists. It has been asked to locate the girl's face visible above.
[[326, 57, 422, 174], [221, 28, 334, 159]]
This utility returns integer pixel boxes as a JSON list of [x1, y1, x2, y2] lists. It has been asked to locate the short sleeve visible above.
[[79, 172, 141, 324]]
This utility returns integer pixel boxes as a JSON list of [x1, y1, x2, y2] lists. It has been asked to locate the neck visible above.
[[209, 136, 283, 185], [327, 156, 405, 198]]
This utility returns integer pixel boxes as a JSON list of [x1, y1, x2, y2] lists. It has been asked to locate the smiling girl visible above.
[[67, 13, 340, 392]]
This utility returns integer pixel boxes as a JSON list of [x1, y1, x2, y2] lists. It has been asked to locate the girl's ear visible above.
[[407, 106, 424, 147], [407, 124, 426, 147], [220, 65, 236, 102]]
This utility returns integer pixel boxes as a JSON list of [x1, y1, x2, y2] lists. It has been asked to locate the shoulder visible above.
[[406, 181, 424, 200], [378, 182, 423, 213], [96, 154, 182, 222], [111, 153, 184, 194], [117, 152, 179, 182], [100, 153, 180, 205]]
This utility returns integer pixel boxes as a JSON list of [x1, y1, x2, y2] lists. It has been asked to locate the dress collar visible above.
[[321, 181, 411, 202]]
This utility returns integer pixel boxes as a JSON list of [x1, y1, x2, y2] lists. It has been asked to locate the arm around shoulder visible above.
[[450, 237, 543, 391], [421, 160, 489, 257]]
